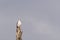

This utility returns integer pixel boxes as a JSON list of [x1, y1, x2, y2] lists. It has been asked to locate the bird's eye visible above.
[[17, 26, 18, 28]]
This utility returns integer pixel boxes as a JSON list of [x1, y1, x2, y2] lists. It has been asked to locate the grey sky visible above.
[[0, 0, 60, 40]]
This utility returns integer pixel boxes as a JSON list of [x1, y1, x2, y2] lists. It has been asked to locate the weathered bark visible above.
[[16, 26, 22, 40]]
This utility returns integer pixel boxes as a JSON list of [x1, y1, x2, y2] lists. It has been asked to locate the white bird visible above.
[[17, 19, 22, 27]]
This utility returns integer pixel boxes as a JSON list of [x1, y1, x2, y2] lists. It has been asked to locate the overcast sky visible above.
[[0, 0, 60, 40]]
